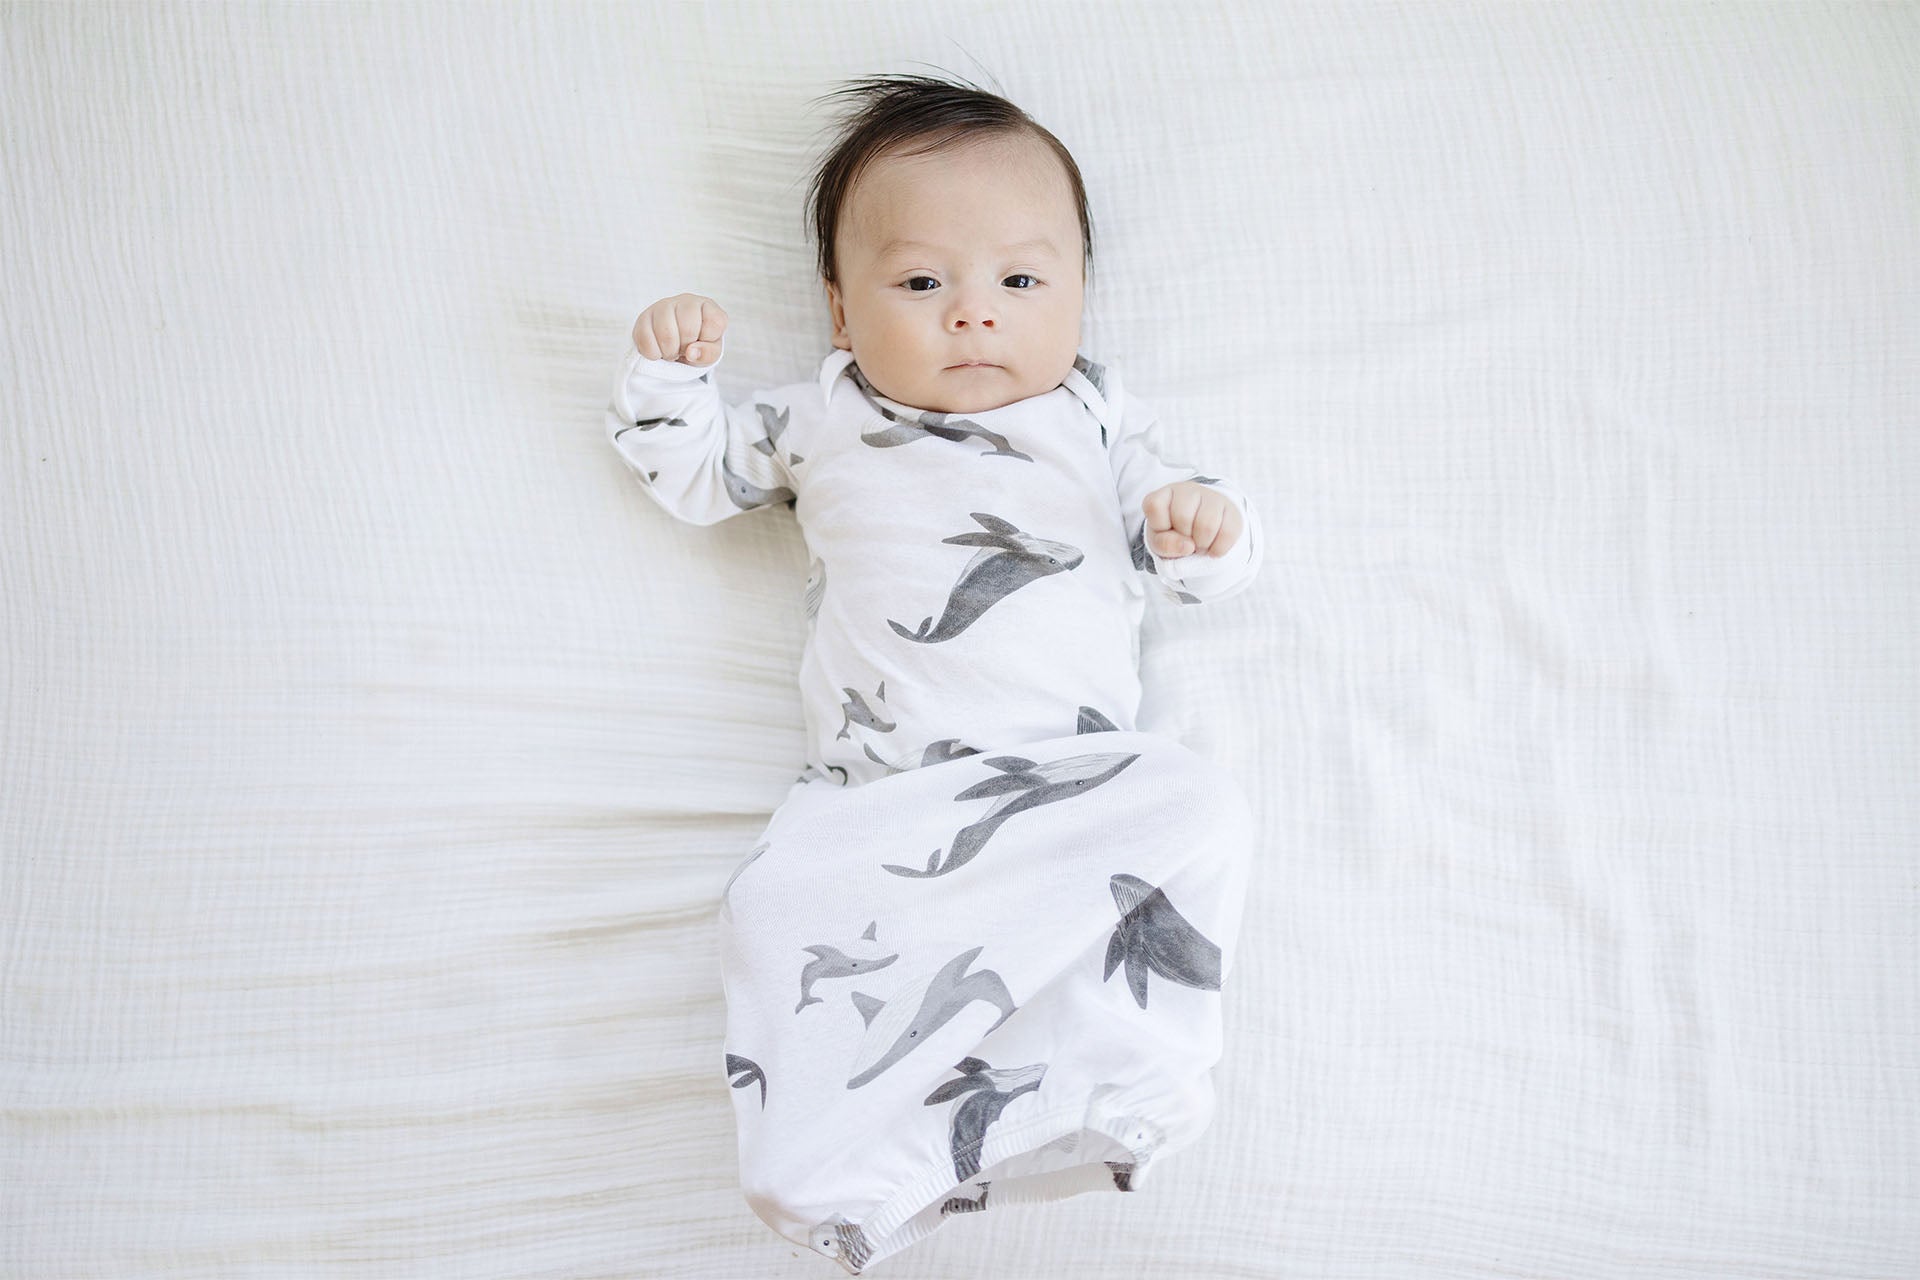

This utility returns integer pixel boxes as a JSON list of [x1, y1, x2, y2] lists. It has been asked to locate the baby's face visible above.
[[825, 132, 1084, 414]]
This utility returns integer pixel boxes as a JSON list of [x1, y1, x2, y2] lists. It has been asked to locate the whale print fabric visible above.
[[717, 727, 1254, 1274], [603, 346, 1262, 1272], [605, 344, 1264, 790]]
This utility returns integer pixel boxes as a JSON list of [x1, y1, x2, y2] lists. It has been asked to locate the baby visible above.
[[606, 73, 1261, 1274], [609, 73, 1262, 790]]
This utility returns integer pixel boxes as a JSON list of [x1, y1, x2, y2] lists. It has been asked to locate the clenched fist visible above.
[[1143, 480, 1243, 559], [632, 293, 728, 367]]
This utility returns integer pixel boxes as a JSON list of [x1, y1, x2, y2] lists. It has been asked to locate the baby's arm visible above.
[[1104, 368, 1263, 605], [603, 294, 798, 527]]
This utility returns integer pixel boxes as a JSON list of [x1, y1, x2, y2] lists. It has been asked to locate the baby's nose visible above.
[[945, 294, 996, 329]]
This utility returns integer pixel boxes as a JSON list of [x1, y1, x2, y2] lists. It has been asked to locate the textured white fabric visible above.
[[4, 4, 1917, 1278]]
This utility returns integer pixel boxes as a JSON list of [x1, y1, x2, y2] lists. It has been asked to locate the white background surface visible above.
[[4, 3, 1916, 1276]]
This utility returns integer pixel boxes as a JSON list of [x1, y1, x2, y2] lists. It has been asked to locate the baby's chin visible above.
[[878, 364, 1065, 415]]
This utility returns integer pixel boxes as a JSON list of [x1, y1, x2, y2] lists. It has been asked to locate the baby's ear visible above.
[[825, 280, 850, 350]]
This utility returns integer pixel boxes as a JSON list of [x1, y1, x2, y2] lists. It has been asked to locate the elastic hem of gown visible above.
[[805, 1084, 1193, 1275]]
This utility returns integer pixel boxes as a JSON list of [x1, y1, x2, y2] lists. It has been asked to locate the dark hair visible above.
[[804, 71, 1094, 289]]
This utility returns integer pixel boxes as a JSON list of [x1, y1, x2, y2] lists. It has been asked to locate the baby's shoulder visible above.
[[735, 367, 831, 431]]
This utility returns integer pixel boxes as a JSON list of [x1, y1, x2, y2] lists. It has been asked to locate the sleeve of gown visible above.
[[603, 342, 800, 526], [1104, 368, 1264, 606]]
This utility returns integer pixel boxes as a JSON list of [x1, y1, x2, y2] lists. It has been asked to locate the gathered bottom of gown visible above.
[[715, 725, 1257, 1274]]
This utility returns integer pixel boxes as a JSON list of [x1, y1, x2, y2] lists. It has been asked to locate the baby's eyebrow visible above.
[[878, 237, 1058, 257]]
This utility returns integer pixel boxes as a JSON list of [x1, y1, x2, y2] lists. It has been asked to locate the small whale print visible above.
[[940, 1182, 991, 1215], [1071, 352, 1107, 396], [750, 402, 791, 459], [795, 921, 899, 1014], [810, 1217, 874, 1272], [836, 680, 896, 741], [845, 946, 1017, 1089], [796, 761, 853, 787], [924, 1056, 1047, 1182], [919, 738, 985, 766], [1076, 706, 1120, 734], [861, 736, 985, 778], [1103, 873, 1223, 1009], [723, 1052, 766, 1108], [611, 415, 688, 436], [883, 750, 1139, 879], [606, 419, 672, 486], [1069, 354, 1112, 443], [718, 452, 795, 512], [803, 556, 826, 621], [887, 513, 1084, 643], [1128, 524, 1154, 575]]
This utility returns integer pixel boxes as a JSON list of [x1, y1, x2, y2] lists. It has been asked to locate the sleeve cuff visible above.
[[627, 344, 722, 383]]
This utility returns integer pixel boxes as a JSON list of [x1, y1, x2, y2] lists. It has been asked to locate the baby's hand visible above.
[[632, 293, 727, 367], [1143, 481, 1243, 559]]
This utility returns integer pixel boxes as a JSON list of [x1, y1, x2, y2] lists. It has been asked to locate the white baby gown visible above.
[[605, 343, 1263, 1274]]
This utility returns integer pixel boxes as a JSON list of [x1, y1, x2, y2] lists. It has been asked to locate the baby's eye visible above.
[[904, 276, 939, 292], [1003, 274, 1038, 289]]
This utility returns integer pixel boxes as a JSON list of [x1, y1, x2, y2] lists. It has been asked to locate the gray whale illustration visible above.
[[1103, 873, 1223, 1008], [924, 1056, 1047, 1181], [609, 414, 678, 487], [940, 1182, 990, 1215], [613, 414, 688, 434], [803, 556, 825, 621], [750, 402, 791, 460], [845, 946, 1017, 1088], [1072, 352, 1107, 396], [719, 453, 795, 512], [723, 1052, 766, 1108], [615, 410, 795, 511], [811, 1217, 873, 1272], [1076, 706, 1120, 734], [796, 921, 898, 1013], [888, 513, 1083, 643], [862, 736, 983, 776], [883, 749, 1140, 878], [836, 679, 894, 740], [848, 363, 1033, 460]]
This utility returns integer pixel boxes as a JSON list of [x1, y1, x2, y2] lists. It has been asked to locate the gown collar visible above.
[[814, 348, 1115, 438]]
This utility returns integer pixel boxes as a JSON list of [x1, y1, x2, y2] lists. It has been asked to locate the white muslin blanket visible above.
[[605, 346, 1264, 1269]]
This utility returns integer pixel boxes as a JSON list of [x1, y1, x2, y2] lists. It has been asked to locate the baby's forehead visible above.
[[863, 129, 1062, 189], [843, 133, 1075, 236]]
